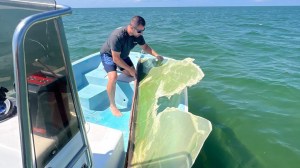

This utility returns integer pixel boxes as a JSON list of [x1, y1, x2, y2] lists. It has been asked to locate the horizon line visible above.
[[69, 5, 300, 9]]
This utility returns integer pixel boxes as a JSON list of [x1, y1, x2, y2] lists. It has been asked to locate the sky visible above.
[[55, 0, 300, 8]]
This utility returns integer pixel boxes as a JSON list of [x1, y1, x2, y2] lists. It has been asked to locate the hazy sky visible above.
[[56, 0, 300, 8]]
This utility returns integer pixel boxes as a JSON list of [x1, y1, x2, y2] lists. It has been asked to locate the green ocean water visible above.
[[62, 7, 300, 167]]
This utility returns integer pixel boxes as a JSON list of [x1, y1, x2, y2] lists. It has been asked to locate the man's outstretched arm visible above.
[[141, 44, 164, 61]]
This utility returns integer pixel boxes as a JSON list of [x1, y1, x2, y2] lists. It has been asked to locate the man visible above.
[[100, 16, 163, 117]]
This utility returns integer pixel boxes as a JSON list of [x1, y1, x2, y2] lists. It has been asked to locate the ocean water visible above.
[[62, 7, 300, 167]]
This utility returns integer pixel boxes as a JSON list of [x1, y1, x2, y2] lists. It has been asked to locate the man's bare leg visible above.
[[107, 71, 122, 117]]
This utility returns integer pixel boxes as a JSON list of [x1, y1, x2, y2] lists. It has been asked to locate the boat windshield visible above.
[[0, 0, 56, 97], [1, 1, 81, 167], [24, 18, 80, 167]]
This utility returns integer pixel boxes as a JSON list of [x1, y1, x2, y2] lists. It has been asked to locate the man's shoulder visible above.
[[111, 27, 127, 38]]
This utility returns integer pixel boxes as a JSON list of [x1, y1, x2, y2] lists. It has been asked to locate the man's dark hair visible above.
[[130, 16, 146, 27]]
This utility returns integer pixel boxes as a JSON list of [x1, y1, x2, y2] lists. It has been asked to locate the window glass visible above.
[[0, 0, 57, 97], [24, 19, 79, 168]]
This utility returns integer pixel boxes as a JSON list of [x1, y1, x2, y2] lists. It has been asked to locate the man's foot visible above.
[[110, 105, 122, 117]]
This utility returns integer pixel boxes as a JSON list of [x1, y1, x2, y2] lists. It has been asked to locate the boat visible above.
[[0, 0, 211, 167]]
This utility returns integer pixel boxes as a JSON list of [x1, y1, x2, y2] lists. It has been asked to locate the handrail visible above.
[[12, 5, 72, 168]]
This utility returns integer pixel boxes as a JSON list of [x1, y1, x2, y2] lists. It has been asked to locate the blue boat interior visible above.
[[72, 52, 142, 149]]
